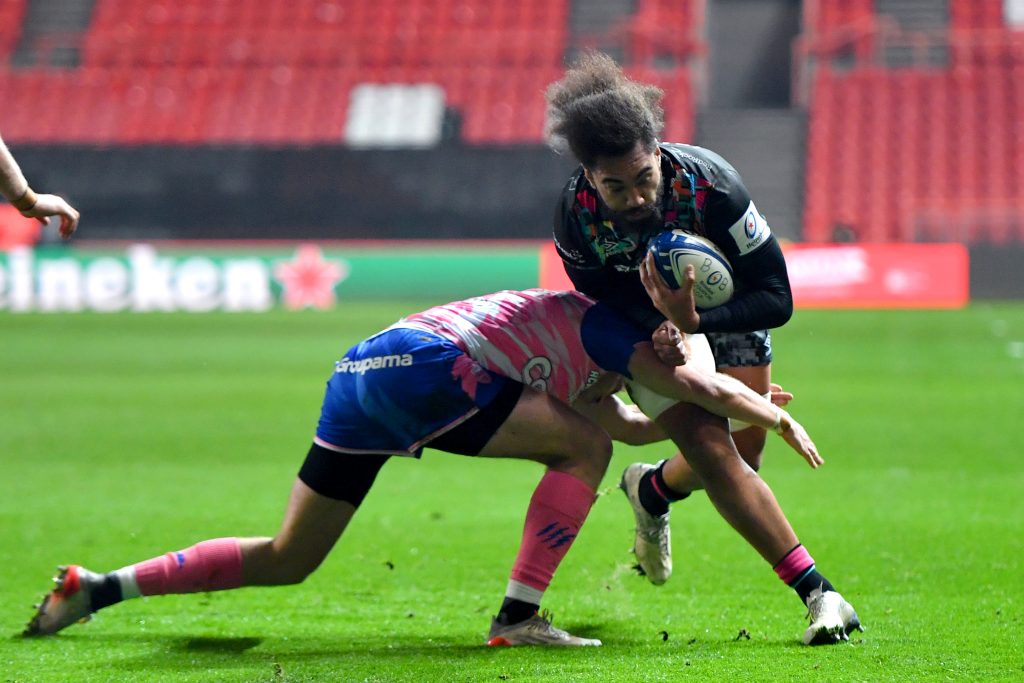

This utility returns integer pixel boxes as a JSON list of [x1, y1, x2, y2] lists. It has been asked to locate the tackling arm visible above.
[[627, 343, 823, 467], [571, 372, 665, 446], [573, 392, 666, 446]]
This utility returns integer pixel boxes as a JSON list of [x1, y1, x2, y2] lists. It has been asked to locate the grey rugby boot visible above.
[[487, 611, 601, 647], [803, 587, 863, 645], [619, 462, 672, 585]]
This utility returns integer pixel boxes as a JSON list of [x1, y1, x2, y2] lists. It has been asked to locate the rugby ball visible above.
[[648, 230, 735, 309]]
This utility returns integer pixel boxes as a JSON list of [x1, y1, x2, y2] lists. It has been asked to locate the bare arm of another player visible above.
[[571, 373, 793, 448], [0, 133, 80, 238], [571, 372, 665, 446], [627, 344, 824, 468]]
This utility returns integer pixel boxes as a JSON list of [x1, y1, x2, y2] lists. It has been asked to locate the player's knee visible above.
[[577, 426, 612, 467], [550, 427, 611, 483], [582, 432, 613, 484]]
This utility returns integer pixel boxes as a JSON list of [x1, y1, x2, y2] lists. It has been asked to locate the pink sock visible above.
[[773, 544, 815, 584], [134, 538, 244, 596], [509, 470, 596, 592]]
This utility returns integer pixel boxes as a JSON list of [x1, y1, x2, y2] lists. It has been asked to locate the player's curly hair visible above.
[[545, 51, 665, 169]]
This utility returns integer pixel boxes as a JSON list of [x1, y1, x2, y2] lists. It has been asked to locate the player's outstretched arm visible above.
[[572, 373, 665, 446], [0, 133, 80, 238], [19, 193, 80, 238], [574, 393, 665, 446], [627, 344, 823, 468]]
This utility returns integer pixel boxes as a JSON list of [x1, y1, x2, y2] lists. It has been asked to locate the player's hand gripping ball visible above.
[[648, 230, 735, 309]]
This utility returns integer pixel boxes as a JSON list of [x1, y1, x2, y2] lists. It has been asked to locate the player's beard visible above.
[[608, 181, 665, 233]]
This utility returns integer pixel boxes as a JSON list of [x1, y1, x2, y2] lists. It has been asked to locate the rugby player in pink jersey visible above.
[[25, 288, 852, 646]]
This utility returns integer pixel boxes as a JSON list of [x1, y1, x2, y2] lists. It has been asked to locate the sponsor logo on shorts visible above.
[[335, 354, 414, 374]]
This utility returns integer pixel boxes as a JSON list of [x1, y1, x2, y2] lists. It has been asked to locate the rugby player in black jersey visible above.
[[545, 51, 860, 644]]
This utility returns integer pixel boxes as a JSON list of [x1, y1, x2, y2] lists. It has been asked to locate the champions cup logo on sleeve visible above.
[[727, 201, 771, 255], [335, 354, 414, 374]]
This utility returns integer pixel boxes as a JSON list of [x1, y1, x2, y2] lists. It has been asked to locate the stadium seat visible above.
[[0, 0, 27, 61], [805, 57, 1024, 243], [1, 0, 698, 147], [950, 0, 1005, 30], [807, 0, 875, 35]]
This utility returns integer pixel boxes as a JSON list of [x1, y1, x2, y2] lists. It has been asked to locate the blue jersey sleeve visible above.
[[579, 301, 651, 379]]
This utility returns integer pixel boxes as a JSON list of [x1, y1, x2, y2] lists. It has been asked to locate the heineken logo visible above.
[[0, 244, 349, 312]]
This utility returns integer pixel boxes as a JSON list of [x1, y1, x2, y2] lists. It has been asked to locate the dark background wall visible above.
[[17, 144, 1024, 299], [968, 244, 1024, 299], [15, 145, 579, 240]]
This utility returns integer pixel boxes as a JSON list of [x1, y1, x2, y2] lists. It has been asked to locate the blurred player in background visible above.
[[546, 51, 805, 590], [25, 287, 856, 646], [0, 132, 80, 239]]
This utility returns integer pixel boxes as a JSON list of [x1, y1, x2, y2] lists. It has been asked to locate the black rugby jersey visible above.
[[553, 143, 792, 334]]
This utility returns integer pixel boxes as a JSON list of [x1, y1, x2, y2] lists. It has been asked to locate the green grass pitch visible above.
[[2, 303, 1022, 682]]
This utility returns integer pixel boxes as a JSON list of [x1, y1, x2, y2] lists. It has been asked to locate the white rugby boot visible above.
[[24, 565, 99, 636], [487, 611, 601, 647], [619, 462, 672, 585], [803, 586, 863, 645]]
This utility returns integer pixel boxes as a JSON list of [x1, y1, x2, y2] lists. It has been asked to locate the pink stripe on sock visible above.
[[773, 544, 815, 585], [134, 538, 244, 596], [649, 476, 670, 503], [509, 470, 596, 592]]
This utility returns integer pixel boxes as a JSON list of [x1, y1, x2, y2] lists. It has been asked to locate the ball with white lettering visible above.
[[648, 230, 735, 310]]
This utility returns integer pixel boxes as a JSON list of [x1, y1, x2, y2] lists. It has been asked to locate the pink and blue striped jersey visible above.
[[315, 289, 651, 455], [395, 289, 644, 404]]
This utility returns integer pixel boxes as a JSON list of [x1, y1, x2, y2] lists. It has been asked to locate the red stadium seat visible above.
[[0, 0, 27, 60], [950, 0, 1005, 30], [2, 0, 697, 147], [805, 59, 1024, 243]]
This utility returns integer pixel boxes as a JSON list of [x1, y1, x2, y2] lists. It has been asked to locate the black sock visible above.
[[497, 597, 538, 625], [790, 567, 836, 605], [638, 463, 690, 517], [89, 573, 124, 611]]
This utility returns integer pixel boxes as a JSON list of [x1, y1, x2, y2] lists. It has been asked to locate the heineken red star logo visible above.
[[273, 244, 348, 310]]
